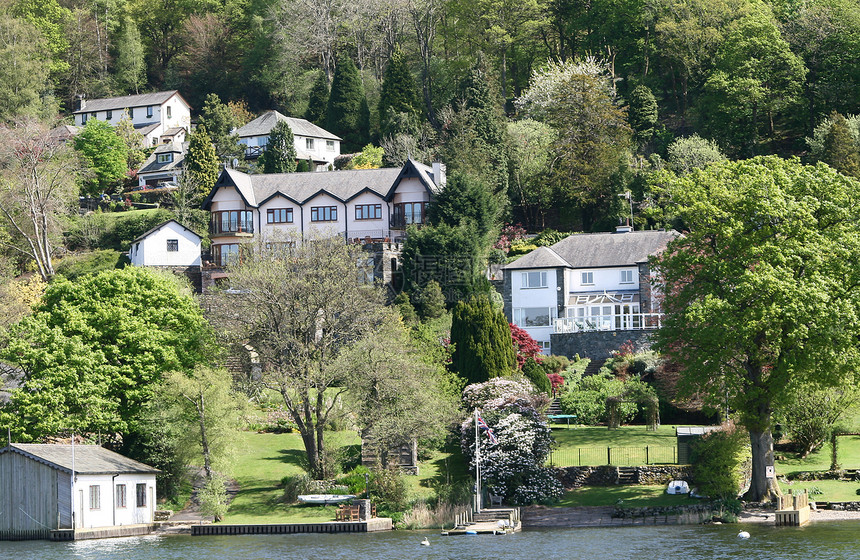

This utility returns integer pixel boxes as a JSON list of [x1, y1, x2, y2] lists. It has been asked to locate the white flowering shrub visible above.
[[461, 380, 563, 505]]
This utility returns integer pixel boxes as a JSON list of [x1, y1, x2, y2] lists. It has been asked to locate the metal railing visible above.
[[547, 445, 677, 467], [553, 313, 663, 333]]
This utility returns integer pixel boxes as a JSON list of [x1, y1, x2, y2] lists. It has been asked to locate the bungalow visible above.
[[235, 110, 341, 170], [72, 91, 192, 147], [0, 444, 159, 540], [201, 159, 445, 268], [128, 219, 202, 268], [503, 226, 679, 355]]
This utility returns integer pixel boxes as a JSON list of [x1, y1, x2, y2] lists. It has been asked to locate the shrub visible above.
[[522, 358, 551, 395], [690, 422, 749, 500], [199, 475, 230, 521], [542, 355, 570, 374], [533, 229, 569, 246], [54, 250, 128, 280], [559, 371, 640, 424], [370, 468, 409, 513], [281, 474, 312, 503], [337, 466, 371, 495]]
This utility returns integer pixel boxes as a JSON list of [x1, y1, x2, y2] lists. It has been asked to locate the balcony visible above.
[[554, 313, 663, 334], [244, 145, 265, 159]]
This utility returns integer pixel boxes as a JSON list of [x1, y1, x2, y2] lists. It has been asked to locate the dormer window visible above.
[[157, 153, 173, 164]]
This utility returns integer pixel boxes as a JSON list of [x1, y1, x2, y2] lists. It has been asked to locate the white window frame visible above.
[[581, 271, 594, 285], [521, 271, 548, 289], [513, 307, 556, 328], [620, 270, 634, 284], [116, 484, 127, 508], [166, 105, 172, 119], [306, 138, 315, 150], [89, 485, 100, 510], [326, 140, 335, 151], [157, 153, 173, 164], [166, 239, 179, 252]]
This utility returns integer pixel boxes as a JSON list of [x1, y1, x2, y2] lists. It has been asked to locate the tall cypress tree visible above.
[[305, 70, 329, 126], [450, 295, 516, 384], [259, 120, 297, 174], [184, 125, 220, 194], [378, 49, 421, 138], [628, 85, 658, 146], [326, 57, 369, 152], [823, 112, 860, 178]]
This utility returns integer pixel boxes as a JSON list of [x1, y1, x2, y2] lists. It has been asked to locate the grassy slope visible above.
[[559, 485, 699, 508]]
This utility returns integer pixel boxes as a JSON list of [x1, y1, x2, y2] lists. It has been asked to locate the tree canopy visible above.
[[259, 120, 298, 174]]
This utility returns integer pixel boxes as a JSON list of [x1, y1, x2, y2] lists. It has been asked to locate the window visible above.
[[311, 206, 337, 222], [540, 341, 551, 350], [136, 483, 147, 508], [211, 210, 254, 234], [355, 204, 382, 220], [116, 484, 127, 508], [581, 271, 594, 285], [166, 105, 172, 119], [620, 270, 634, 284], [166, 239, 179, 252], [129, 107, 134, 119], [212, 244, 241, 266], [156, 153, 173, 164], [267, 208, 294, 224], [89, 485, 100, 510], [146, 105, 153, 118], [81, 113, 87, 124], [513, 307, 555, 328], [521, 271, 548, 288], [306, 138, 315, 150], [393, 202, 426, 227], [106, 110, 113, 120], [326, 140, 335, 151]]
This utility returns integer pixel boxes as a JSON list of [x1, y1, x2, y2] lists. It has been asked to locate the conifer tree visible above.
[[823, 112, 860, 178], [378, 49, 421, 138], [259, 120, 297, 174], [185, 125, 220, 194], [414, 279, 446, 319], [326, 57, 369, 152], [305, 70, 329, 126], [199, 94, 244, 162], [450, 295, 516, 384], [114, 17, 146, 94], [628, 85, 658, 146], [428, 170, 500, 245]]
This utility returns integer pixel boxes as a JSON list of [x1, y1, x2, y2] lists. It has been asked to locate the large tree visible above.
[[0, 16, 50, 122], [326, 56, 369, 152], [378, 48, 421, 138], [259, 120, 297, 173], [652, 156, 860, 501], [74, 119, 129, 195], [184, 125, 220, 194], [450, 294, 516, 384]]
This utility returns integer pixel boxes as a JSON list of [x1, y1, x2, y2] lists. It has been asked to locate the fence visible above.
[[547, 446, 677, 467]]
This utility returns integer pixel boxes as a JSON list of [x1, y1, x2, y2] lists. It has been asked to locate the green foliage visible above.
[[413, 279, 446, 319], [369, 468, 409, 513], [305, 70, 329, 126], [559, 371, 640, 424], [0, 16, 50, 122], [280, 473, 312, 503], [394, 292, 418, 323], [198, 94, 244, 162], [666, 134, 726, 175], [690, 423, 749, 499], [74, 120, 129, 195], [533, 229, 569, 247], [628, 85, 658, 145], [185, 125, 220, 193], [12, 0, 70, 76], [428, 170, 501, 246], [778, 383, 860, 458], [345, 144, 383, 169], [379, 49, 422, 138], [400, 222, 484, 301], [65, 208, 175, 251], [199, 474, 230, 521], [821, 112, 860, 178], [114, 17, 146, 94], [807, 113, 860, 162], [507, 119, 555, 230], [450, 294, 516, 384], [54, 250, 127, 280], [542, 355, 570, 374], [259, 120, 298, 174], [522, 358, 551, 395], [326, 57, 369, 152]]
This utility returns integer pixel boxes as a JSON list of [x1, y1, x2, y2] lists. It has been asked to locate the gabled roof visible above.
[[137, 143, 187, 175], [386, 159, 443, 197], [73, 91, 189, 114], [505, 230, 679, 271], [235, 110, 341, 141], [1, 444, 160, 475], [131, 219, 202, 244]]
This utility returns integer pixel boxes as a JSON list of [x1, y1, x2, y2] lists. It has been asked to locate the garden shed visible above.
[[676, 426, 721, 464]]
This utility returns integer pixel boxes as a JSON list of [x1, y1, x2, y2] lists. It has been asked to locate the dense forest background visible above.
[[2, 0, 860, 230]]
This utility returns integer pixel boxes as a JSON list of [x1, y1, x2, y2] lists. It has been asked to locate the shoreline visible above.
[[739, 508, 860, 524]]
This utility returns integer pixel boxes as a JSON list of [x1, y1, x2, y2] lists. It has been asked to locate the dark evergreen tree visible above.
[[822, 112, 860, 178], [450, 295, 516, 384], [184, 125, 220, 194], [628, 85, 658, 146], [522, 358, 551, 395], [427, 170, 501, 244], [305, 70, 329, 126], [378, 49, 421, 138], [400, 222, 483, 302], [259, 120, 297, 174], [394, 291, 418, 323], [198, 94, 244, 162], [414, 279, 446, 319], [326, 57, 369, 152]]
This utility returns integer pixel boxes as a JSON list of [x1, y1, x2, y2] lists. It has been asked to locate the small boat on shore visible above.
[[297, 494, 356, 505]]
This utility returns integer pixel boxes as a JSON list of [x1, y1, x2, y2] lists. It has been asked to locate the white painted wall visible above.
[[510, 268, 560, 351], [258, 195, 302, 241], [345, 191, 389, 239], [72, 473, 156, 529], [240, 133, 341, 168], [391, 177, 429, 204], [129, 222, 201, 267], [568, 266, 639, 292], [302, 192, 345, 236], [74, 94, 191, 147]]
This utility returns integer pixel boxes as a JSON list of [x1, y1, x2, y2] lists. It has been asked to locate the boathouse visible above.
[[0, 444, 159, 540]]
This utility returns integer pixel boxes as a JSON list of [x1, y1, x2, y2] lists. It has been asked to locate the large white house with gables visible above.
[[201, 159, 444, 269], [72, 91, 192, 147], [503, 227, 679, 355], [235, 110, 342, 170]]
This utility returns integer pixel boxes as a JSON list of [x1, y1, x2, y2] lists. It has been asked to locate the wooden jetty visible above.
[[775, 490, 810, 527], [192, 517, 392, 536], [442, 507, 521, 535]]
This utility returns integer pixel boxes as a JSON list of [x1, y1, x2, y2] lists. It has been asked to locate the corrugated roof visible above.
[[549, 230, 679, 269], [506, 246, 569, 270], [73, 91, 185, 114], [3, 444, 160, 475], [235, 110, 341, 141]]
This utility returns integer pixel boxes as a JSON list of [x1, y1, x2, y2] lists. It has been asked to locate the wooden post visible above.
[[608, 447, 611, 465]]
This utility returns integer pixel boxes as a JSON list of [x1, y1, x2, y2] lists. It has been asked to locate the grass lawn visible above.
[[558, 485, 699, 508], [776, 435, 860, 476], [550, 424, 689, 467], [778, 479, 860, 502]]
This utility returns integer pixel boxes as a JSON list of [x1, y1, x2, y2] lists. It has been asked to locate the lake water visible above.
[[1, 523, 858, 560]]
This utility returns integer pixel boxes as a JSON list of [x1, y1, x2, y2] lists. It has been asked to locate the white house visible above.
[[504, 228, 679, 354], [128, 220, 202, 268], [235, 110, 341, 171], [201, 159, 444, 267], [72, 91, 192, 147], [0, 444, 159, 539], [136, 142, 186, 187]]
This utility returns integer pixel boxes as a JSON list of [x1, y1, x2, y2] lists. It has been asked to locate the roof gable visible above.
[[385, 159, 441, 199], [131, 219, 202, 244], [549, 230, 680, 269], [505, 246, 569, 270], [1, 444, 160, 475]]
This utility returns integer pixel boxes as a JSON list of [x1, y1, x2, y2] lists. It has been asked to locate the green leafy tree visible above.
[[628, 85, 658, 146], [185, 125, 220, 194], [779, 382, 860, 458], [666, 134, 726, 175], [305, 70, 329, 126], [0, 268, 213, 444], [450, 295, 516, 384], [378, 49, 422, 138], [653, 156, 860, 501], [12, 0, 70, 77], [114, 17, 146, 94], [690, 423, 749, 500], [74, 119, 128, 195], [114, 114, 146, 169], [345, 144, 383, 169], [259, 120, 298, 174], [326, 57, 369, 152], [0, 16, 50, 122], [198, 94, 244, 162], [428, 170, 501, 245], [821, 112, 860, 178], [507, 119, 556, 230]]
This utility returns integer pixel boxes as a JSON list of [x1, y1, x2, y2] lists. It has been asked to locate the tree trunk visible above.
[[744, 429, 781, 502]]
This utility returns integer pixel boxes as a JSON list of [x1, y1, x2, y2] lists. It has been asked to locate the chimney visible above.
[[76, 95, 86, 112], [431, 162, 446, 188], [615, 218, 633, 233]]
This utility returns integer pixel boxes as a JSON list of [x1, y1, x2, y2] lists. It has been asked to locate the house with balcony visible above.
[[503, 227, 679, 359], [235, 111, 341, 170], [72, 91, 191, 147]]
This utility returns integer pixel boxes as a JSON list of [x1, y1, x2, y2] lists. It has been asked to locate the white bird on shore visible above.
[[737, 531, 750, 539], [421, 538, 430, 546]]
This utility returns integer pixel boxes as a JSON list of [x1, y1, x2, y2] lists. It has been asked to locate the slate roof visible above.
[[137, 142, 187, 175], [73, 91, 187, 114], [131, 219, 202, 244], [202, 159, 441, 209], [506, 230, 679, 270], [235, 110, 341, 141], [2, 444, 160, 475]]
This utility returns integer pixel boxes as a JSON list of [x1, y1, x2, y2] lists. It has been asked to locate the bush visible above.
[[533, 229, 569, 247], [559, 371, 640, 424], [690, 423, 749, 500], [337, 466, 371, 495], [542, 355, 570, 374], [54, 250, 128, 280], [199, 475, 230, 521], [522, 358, 551, 395], [369, 468, 409, 513], [280, 474, 312, 503]]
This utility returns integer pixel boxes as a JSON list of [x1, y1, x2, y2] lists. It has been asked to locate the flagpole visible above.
[[475, 408, 481, 513]]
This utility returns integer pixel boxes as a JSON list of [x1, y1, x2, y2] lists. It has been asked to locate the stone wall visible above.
[[550, 330, 654, 363], [554, 465, 693, 489]]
